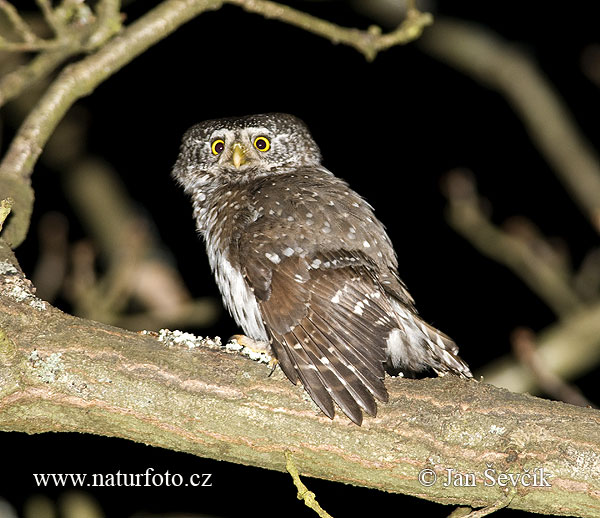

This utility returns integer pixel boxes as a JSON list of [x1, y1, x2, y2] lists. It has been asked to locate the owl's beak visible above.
[[232, 142, 247, 169]]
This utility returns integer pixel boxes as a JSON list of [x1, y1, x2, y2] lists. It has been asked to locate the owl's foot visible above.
[[229, 334, 278, 369], [230, 334, 271, 353]]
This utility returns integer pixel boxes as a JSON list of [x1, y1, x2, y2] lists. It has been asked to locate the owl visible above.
[[172, 113, 472, 425]]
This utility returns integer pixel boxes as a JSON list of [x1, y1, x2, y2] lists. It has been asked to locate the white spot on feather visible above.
[[265, 252, 280, 264], [353, 301, 364, 315], [331, 290, 343, 304]]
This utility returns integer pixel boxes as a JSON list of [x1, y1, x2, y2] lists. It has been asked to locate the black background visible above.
[[3, 1, 600, 516]]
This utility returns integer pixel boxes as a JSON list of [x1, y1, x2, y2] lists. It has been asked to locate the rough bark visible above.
[[0, 241, 599, 517]]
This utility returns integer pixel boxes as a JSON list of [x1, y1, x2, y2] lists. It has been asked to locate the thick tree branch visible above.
[[0, 240, 598, 517]]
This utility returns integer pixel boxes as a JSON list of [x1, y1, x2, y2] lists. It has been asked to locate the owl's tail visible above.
[[386, 302, 472, 379], [416, 317, 472, 378]]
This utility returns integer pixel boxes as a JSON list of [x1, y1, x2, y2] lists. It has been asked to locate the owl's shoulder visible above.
[[246, 167, 367, 218], [239, 168, 398, 270]]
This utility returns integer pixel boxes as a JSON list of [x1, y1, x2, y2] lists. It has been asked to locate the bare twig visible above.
[[0, 1, 123, 104], [0, 0, 120, 52], [478, 301, 600, 393], [447, 508, 473, 518], [61, 158, 219, 329], [442, 170, 600, 392], [0, 49, 75, 107], [0, 0, 38, 43], [443, 169, 584, 317], [83, 0, 123, 50], [285, 451, 333, 518], [573, 248, 600, 302], [35, 0, 65, 37], [511, 327, 596, 408], [456, 491, 515, 518], [66, 240, 96, 303], [228, 0, 432, 62], [0, 0, 223, 247], [0, 38, 72, 51], [420, 18, 600, 234]]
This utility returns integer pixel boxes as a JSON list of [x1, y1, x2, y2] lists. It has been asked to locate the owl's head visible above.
[[173, 113, 322, 194]]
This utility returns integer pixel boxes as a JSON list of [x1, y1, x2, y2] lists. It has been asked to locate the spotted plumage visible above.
[[173, 113, 472, 425]]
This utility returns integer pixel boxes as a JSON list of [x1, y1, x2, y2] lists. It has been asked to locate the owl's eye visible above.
[[211, 139, 225, 155], [253, 136, 270, 152]]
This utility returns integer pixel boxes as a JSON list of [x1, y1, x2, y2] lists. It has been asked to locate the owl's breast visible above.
[[199, 188, 268, 341]]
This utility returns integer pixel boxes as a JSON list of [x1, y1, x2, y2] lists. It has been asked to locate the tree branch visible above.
[[510, 327, 596, 408], [227, 0, 432, 61], [0, 0, 430, 248], [0, 240, 599, 517], [478, 301, 600, 395], [442, 169, 584, 318], [442, 172, 600, 395], [0, 0, 38, 43], [420, 18, 600, 235], [0, 49, 76, 107], [285, 451, 334, 518]]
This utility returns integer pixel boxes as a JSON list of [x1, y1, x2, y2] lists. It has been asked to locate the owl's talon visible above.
[[230, 334, 272, 354], [229, 334, 276, 368], [268, 357, 279, 372]]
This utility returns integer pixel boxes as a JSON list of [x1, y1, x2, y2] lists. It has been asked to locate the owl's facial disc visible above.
[[218, 130, 271, 170]]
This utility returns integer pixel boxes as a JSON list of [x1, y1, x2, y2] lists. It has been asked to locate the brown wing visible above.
[[242, 248, 398, 425], [232, 170, 410, 423]]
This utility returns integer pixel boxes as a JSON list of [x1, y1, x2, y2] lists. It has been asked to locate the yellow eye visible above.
[[211, 139, 225, 155], [253, 136, 270, 152]]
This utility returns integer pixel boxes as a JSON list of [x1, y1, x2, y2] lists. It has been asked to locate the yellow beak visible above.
[[232, 142, 247, 169]]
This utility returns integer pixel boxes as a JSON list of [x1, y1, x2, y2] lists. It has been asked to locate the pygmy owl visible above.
[[173, 113, 471, 425]]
